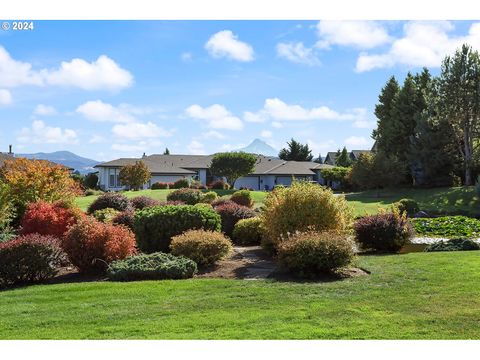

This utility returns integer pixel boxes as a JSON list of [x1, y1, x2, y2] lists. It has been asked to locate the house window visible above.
[[116, 173, 121, 187], [109, 174, 115, 188]]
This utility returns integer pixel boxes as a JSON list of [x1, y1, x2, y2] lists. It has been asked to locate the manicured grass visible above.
[[344, 186, 478, 217], [75, 189, 268, 211], [1, 252, 480, 339]]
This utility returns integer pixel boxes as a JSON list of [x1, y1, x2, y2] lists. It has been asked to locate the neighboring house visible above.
[[95, 154, 335, 191], [323, 149, 373, 166]]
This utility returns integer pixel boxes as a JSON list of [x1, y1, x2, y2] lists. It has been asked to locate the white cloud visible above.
[[205, 30, 254, 62], [187, 140, 206, 155], [17, 120, 78, 144], [260, 130, 273, 139], [33, 104, 57, 116], [0, 46, 132, 91], [257, 98, 364, 122], [316, 21, 391, 49], [356, 21, 480, 72], [185, 104, 244, 130], [271, 121, 283, 129], [76, 100, 135, 123], [181, 52, 193, 62], [244, 111, 267, 123], [345, 136, 370, 147], [201, 130, 226, 140], [306, 139, 337, 155], [276, 42, 320, 66], [112, 121, 172, 140], [0, 89, 12, 105], [89, 134, 106, 144]]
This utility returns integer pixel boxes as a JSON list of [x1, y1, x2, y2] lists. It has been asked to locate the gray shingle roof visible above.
[[95, 154, 335, 176]]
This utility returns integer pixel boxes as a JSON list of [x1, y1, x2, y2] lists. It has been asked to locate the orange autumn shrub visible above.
[[0, 158, 82, 218], [63, 217, 137, 274], [20, 201, 83, 238]]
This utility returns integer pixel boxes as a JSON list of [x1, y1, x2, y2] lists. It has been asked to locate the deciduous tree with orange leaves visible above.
[[0, 158, 82, 218]]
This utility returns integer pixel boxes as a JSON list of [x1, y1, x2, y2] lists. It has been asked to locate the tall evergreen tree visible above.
[[372, 76, 400, 153], [163, 148, 170, 155], [278, 138, 313, 161], [335, 147, 352, 167], [437, 44, 480, 185]]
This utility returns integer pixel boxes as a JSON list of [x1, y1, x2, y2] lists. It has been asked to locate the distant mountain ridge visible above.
[[237, 139, 278, 157], [18, 151, 99, 174]]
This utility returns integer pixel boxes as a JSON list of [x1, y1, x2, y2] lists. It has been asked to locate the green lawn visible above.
[[1, 251, 479, 339], [76, 186, 478, 217], [75, 189, 268, 211], [344, 186, 478, 217]]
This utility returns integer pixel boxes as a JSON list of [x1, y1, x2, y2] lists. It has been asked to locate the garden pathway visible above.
[[234, 246, 276, 280]]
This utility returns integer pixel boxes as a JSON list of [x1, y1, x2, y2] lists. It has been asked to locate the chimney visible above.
[[142, 152, 146, 158], [8, 145, 13, 155]]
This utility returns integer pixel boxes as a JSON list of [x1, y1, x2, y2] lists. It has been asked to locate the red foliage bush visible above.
[[63, 217, 137, 274], [211, 198, 235, 208], [130, 196, 160, 210], [20, 201, 82, 238], [0, 234, 67, 286], [215, 202, 257, 237], [208, 180, 229, 189], [112, 210, 135, 230], [151, 182, 172, 190]]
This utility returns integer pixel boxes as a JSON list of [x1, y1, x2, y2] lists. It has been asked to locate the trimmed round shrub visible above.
[[215, 202, 257, 237], [87, 192, 131, 214], [85, 189, 103, 196], [112, 210, 135, 230], [424, 238, 480, 252], [20, 201, 82, 238], [261, 182, 353, 250], [208, 180, 229, 189], [393, 198, 420, 216], [130, 196, 160, 210], [277, 231, 355, 277], [134, 205, 222, 253], [151, 182, 170, 190], [157, 200, 185, 206], [172, 178, 190, 189], [167, 188, 203, 205], [63, 217, 137, 274], [232, 217, 264, 246], [92, 208, 120, 223], [190, 180, 206, 190], [170, 230, 233, 266], [0, 234, 67, 287], [201, 191, 218, 203], [230, 190, 254, 208], [107, 252, 197, 281], [354, 211, 414, 252]]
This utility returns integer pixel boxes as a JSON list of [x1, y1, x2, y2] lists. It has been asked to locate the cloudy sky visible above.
[[0, 20, 479, 161]]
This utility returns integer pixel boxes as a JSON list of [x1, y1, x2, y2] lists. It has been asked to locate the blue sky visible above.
[[0, 20, 479, 161]]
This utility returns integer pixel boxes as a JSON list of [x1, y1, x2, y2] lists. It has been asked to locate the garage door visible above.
[[234, 176, 260, 190]]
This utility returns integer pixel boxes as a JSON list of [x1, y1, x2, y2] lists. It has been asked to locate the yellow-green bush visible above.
[[170, 229, 233, 266], [261, 182, 353, 251], [232, 217, 263, 246], [277, 231, 355, 277]]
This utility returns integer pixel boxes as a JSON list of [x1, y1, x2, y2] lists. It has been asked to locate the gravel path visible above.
[[234, 246, 276, 280]]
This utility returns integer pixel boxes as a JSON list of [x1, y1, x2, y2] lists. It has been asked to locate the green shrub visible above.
[[93, 208, 120, 223], [201, 191, 218, 203], [84, 189, 103, 196], [0, 234, 67, 287], [476, 176, 480, 199], [424, 238, 480, 252], [172, 178, 190, 189], [411, 216, 480, 238], [261, 182, 353, 251], [107, 252, 197, 281], [354, 210, 413, 252], [151, 182, 171, 190], [134, 205, 221, 253], [232, 217, 263, 246], [277, 231, 355, 277], [393, 198, 420, 216], [167, 188, 203, 205], [0, 181, 15, 233], [230, 190, 254, 208], [170, 229, 232, 266]]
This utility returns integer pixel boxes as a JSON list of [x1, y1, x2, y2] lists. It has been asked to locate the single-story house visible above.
[[94, 154, 335, 191]]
